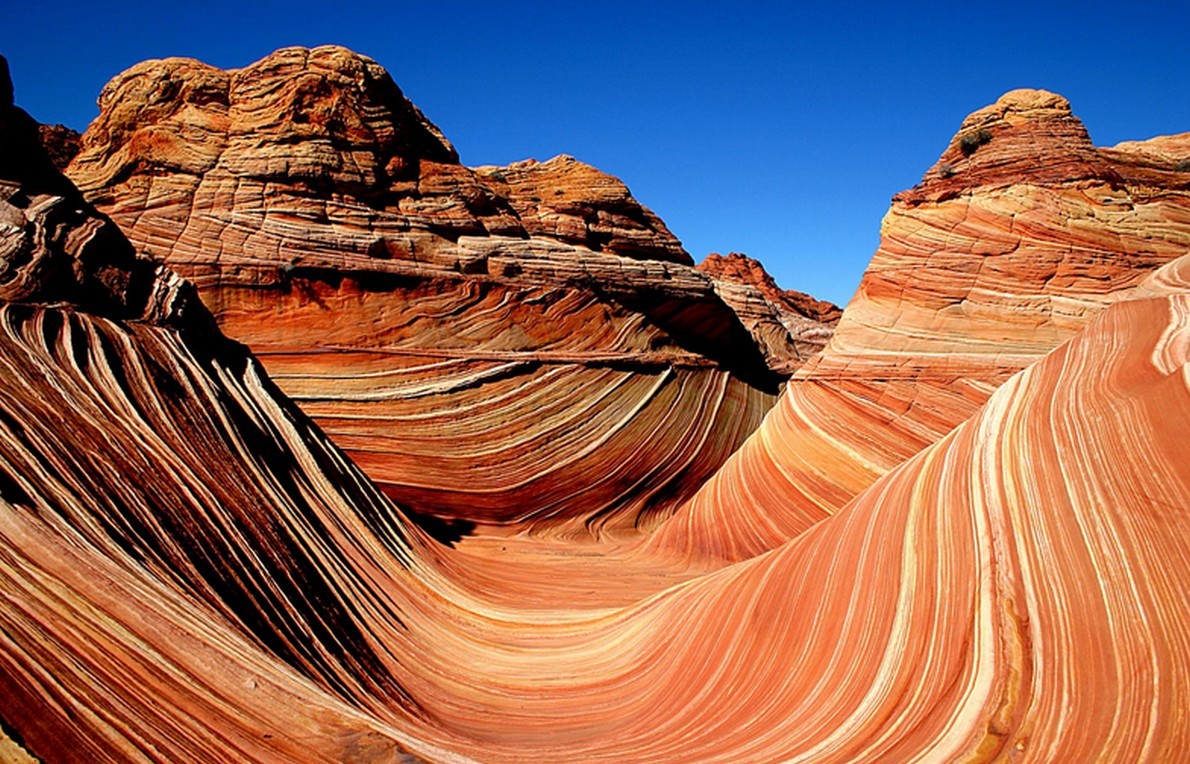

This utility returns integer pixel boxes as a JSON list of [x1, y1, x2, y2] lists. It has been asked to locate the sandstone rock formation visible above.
[[699, 251, 842, 325], [0, 56, 438, 763], [37, 123, 81, 169], [0, 67, 204, 329], [698, 251, 841, 371], [4, 50, 1190, 764], [649, 88, 1190, 563], [66, 45, 835, 536]]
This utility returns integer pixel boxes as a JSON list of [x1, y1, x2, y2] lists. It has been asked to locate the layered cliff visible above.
[[0, 58, 445, 762], [66, 46, 832, 535], [649, 89, 1190, 562]]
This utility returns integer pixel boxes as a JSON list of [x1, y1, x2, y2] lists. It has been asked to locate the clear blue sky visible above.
[[4, 1, 1189, 306]]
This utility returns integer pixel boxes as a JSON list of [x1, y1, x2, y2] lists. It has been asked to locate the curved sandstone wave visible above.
[[4, 195, 1189, 763], [4, 53, 1190, 763], [0, 72, 442, 760], [648, 88, 1190, 563], [64, 46, 836, 535]]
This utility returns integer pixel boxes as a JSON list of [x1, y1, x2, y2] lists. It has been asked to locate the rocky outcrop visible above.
[[699, 251, 842, 324], [474, 154, 690, 262], [36, 123, 81, 169], [0, 59, 205, 330], [65, 45, 839, 535], [0, 55, 437, 763], [698, 251, 841, 371], [4, 54, 1190, 763], [68, 45, 690, 270], [649, 89, 1190, 562]]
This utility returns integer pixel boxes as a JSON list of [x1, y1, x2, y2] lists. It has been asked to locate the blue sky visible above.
[[4, 1, 1188, 305]]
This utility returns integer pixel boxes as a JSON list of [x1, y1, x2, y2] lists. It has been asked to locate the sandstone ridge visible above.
[[649, 86, 1190, 562], [907, 87, 1190, 201], [67, 46, 837, 535], [72, 45, 690, 265], [697, 251, 841, 371]]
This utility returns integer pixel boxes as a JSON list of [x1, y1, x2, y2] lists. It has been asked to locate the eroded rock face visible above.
[[69, 45, 690, 267], [699, 251, 842, 324], [0, 59, 204, 330], [650, 89, 1190, 562], [66, 45, 836, 535], [0, 56, 435, 762], [698, 251, 841, 372], [37, 124, 81, 169], [474, 154, 691, 262], [77, 46, 456, 196]]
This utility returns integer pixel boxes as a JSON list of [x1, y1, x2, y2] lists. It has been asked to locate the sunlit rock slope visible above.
[[64, 45, 837, 536], [0, 58, 446, 762], [649, 88, 1190, 563]]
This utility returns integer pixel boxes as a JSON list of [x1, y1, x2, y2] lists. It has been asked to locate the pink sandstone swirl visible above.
[[647, 88, 1190, 564], [3, 174, 1190, 762], [0, 64, 439, 761], [3, 53, 1190, 763], [64, 46, 830, 537]]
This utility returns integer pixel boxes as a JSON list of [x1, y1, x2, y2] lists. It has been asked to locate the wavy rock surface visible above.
[[4, 55, 1190, 763], [7, 127, 1190, 762], [649, 89, 1190, 563], [64, 46, 831, 535], [0, 61, 444, 762]]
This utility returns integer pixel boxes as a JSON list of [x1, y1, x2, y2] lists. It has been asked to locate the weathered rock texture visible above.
[[36, 123, 81, 169], [0, 71, 204, 329], [65, 46, 834, 536], [0, 56, 440, 763], [6, 65, 1190, 759], [699, 251, 842, 324], [698, 251, 841, 371], [649, 89, 1190, 562]]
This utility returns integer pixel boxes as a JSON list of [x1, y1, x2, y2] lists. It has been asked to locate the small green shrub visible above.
[[959, 128, 993, 156]]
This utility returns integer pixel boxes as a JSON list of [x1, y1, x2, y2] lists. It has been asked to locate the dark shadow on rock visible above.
[[402, 508, 477, 547]]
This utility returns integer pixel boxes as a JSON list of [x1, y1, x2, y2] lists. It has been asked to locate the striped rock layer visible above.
[[3, 54, 1190, 763], [0, 74, 434, 762], [649, 88, 1190, 563], [63, 45, 840, 537], [4, 102, 1190, 764]]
